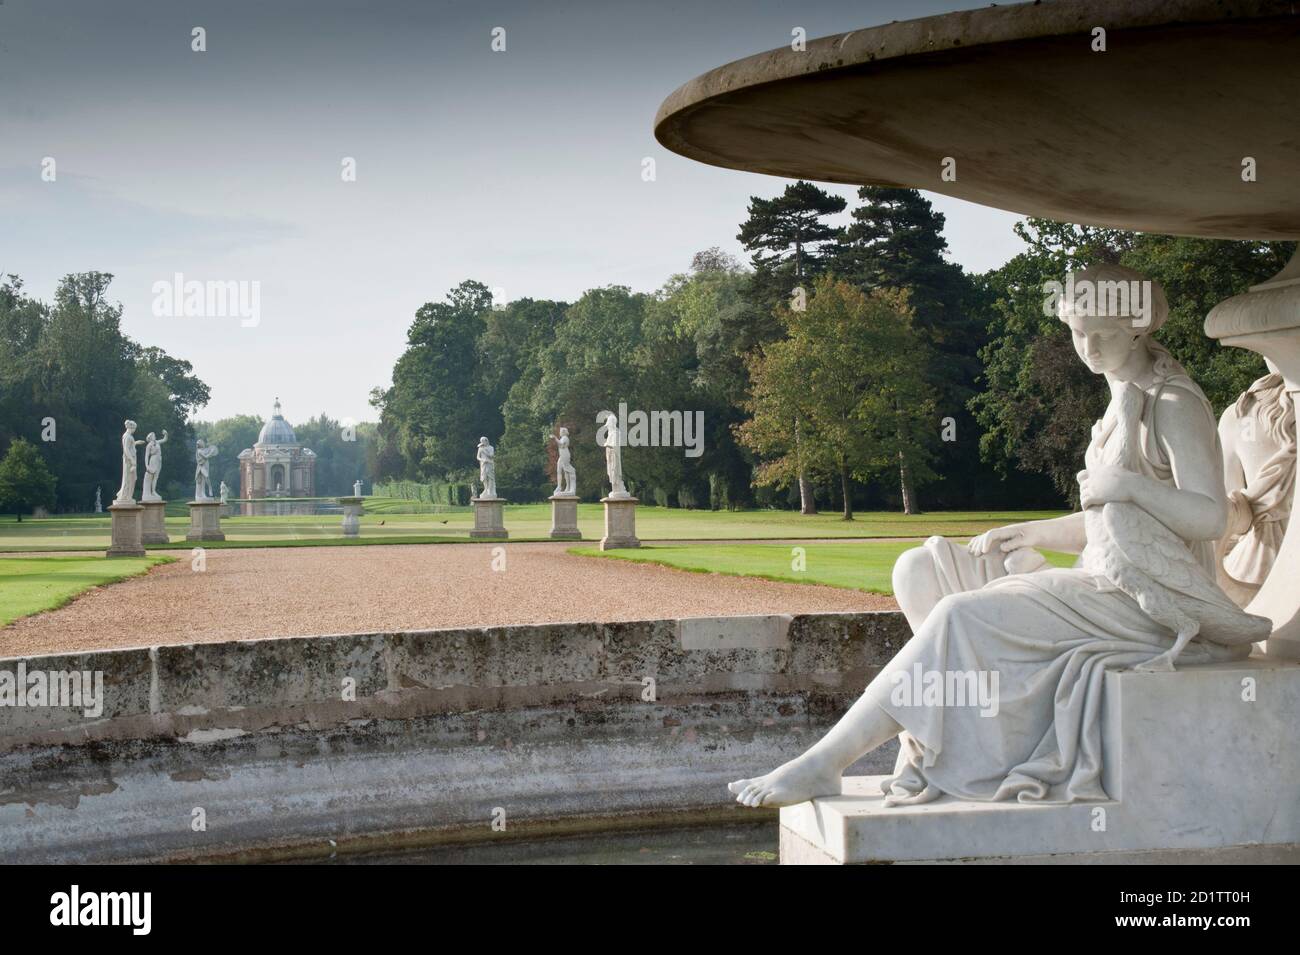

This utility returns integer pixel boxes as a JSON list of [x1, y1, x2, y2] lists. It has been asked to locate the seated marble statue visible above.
[[730, 264, 1271, 810]]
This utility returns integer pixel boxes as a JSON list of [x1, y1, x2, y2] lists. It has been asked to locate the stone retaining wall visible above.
[[0, 612, 910, 862]]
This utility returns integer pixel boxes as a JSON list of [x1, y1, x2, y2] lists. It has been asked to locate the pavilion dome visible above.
[[257, 398, 297, 446]]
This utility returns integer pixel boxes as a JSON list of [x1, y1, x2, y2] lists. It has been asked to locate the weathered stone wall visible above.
[[0, 612, 910, 862]]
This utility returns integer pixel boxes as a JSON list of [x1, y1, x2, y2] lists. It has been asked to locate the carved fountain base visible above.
[[781, 657, 1300, 864]]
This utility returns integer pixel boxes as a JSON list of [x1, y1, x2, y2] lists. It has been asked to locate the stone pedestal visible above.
[[186, 501, 225, 542], [470, 497, 508, 539], [338, 496, 363, 538], [779, 658, 1300, 864], [549, 494, 581, 540], [106, 502, 145, 557], [600, 496, 640, 550], [139, 500, 169, 545]]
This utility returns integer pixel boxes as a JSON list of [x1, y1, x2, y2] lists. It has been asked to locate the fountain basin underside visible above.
[[655, 0, 1300, 239]]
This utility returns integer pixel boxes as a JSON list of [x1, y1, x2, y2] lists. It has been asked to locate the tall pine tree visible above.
[[837, 187, 981, 512], [736, 181, 847, 513]]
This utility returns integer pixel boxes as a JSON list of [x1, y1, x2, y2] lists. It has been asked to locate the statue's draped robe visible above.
[[877, 374, 1252, 806], [1223, 374, 1296, 587]]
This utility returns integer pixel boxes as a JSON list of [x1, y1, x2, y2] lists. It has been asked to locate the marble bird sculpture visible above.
[[1079, 381, 1272, 671]]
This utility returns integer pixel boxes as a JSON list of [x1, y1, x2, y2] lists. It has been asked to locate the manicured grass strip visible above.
[[0, 507, 1070, 553], [569, 541, 1076, 595], [0, 555, 174, 627], [145, 534, 475, 550]]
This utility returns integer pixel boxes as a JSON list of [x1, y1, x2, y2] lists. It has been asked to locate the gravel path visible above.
[[1, 543, 896, 656]]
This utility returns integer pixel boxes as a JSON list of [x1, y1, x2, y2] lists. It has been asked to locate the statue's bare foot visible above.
[[727, 755, 841, 808]]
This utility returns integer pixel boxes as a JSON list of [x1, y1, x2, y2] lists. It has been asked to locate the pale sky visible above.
[[0, 0, 1023, 423]]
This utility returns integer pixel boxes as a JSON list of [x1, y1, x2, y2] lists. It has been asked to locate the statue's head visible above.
[[146, 432, 156, 442], [478, 436, 488, 447], [560, 427, 569, 437], [197, 438, 206, 448], [1053, 263, 1168, 377], [124, 419, 137, 432]]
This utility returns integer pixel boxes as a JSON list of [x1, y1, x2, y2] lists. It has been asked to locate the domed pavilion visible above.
[[238, 398, 317, 499]]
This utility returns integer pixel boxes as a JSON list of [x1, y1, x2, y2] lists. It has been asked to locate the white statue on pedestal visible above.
[[219, 481, 229, 505], [94, 487, 102, 513], [353, 480, 363, 497], [729, 265, 1270, 810], [194, 440, 218, 501], [601, 412, 628, 498], [476, 437, 497, 499], [114, 420, 145, 504], [141, 430, 169, 502], [1217, 364, 1296, 607], [551, 427, 576, 495]]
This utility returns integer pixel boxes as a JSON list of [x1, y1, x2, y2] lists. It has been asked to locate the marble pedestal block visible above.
[[549, 494, 581, 540], [600, 496, 640, 550], [338, 497, 363, 538], [186, 501, 226, 542], [780, 657, 1300, 864], [139, 501, 169, 545], [470, 497, 508, 539], [106, 503, 145, 557]]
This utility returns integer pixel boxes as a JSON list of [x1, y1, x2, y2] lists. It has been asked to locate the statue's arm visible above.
[[971, 511, 1087, 557], [1134, 389, 1229, 541]]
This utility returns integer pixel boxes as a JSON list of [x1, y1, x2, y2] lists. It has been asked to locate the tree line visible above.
[[371, 183, 1290, 516], [0, 273, 208, 513], [2, 188, 1290, 518]]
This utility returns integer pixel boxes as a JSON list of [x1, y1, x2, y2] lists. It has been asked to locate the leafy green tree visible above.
[[737, 278, 934, 519], [972, 219, 1294, 503], [639, 253, 755, 507], [0, 438, 57, 520], [529, 286, 649, 500], [294, 415, 378, 496], [374, 281, 496, 481], [192, 415, 263, 495], [736, 181, 847, 513], [0, 272, 206, 510], [836, 187, 985, 510], [485, 299, 568, 495]]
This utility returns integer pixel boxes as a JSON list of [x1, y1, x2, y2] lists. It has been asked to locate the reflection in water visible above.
[[232, 500, 343, 518], [301, 822, 778, 866]]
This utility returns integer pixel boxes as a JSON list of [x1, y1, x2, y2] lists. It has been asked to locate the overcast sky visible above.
[[0, 0, 1023, 423]]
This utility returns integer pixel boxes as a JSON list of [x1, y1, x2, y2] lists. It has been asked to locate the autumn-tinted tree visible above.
[[736, 181, 847, 513], [737, 278, 935, 519]]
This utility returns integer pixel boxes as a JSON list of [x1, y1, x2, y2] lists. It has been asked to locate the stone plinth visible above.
[[106, 502, 145, 557], [186, 501, 225, 542], [470, 497, 508, 539], [600, 496, 640, 550], [139, 500, 169, 545], [549, 494, 581, 540], [338, 496, 363, 538], [779, 657, 1300, 864]]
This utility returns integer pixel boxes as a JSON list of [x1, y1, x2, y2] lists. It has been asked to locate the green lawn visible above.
[[570, 541, 1076, 594], [0, 505, 1066, 553], [0, 556, 173, 627]]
